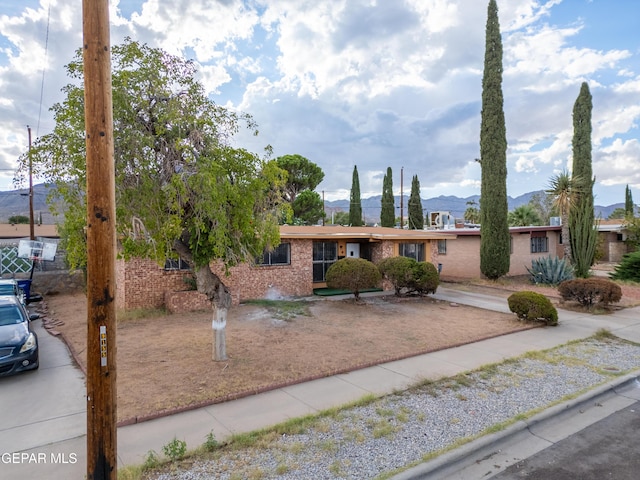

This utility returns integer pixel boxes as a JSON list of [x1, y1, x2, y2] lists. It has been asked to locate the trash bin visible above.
[[16, 279, 32, 300]]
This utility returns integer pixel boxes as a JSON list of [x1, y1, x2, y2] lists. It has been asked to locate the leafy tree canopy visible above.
[[8, 215, 30, 224], [292, 189, 325, 225], [608, 207, 627, 220], [18, 38, 285, 297], [275, 154, 324, 203]]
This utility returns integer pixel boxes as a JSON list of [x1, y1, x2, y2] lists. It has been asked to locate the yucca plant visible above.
[[527, 256, 574, 285]]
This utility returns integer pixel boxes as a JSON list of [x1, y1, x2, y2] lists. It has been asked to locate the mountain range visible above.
[[0, 184, 623, 225], [325, 191, 623, 224]]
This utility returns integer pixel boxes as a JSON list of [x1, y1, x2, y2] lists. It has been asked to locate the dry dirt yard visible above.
[[41, 289, 537, 424]]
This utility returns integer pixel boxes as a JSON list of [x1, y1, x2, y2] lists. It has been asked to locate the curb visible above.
[[391, 371, 640, 480]]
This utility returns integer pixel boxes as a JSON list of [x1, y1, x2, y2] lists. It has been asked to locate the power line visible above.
[[36, 1, 52, 137]]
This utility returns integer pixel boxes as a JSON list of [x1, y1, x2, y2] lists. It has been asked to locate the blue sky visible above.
[[0, 0, 639, 207]]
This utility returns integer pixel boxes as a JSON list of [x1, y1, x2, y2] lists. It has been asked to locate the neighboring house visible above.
[[597, 220, 633, 263], [433, 225, 563, 279]]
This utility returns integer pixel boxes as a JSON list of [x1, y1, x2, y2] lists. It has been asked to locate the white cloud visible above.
[[595, 138, 640, 187], [0, 0, 637, 206]]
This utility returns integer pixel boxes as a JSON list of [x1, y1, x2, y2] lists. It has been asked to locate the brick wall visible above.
[[209, 239, 314, 304], [116, 257, 188, 310], [164, 290, 211, 313], [115, 239, 315, 310]]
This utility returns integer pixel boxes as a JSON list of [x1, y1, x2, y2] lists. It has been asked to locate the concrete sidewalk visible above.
[[115, 288, 640, 468]]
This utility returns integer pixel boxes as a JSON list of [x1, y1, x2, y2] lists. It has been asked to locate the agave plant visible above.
[[527, 256, 575, 285]]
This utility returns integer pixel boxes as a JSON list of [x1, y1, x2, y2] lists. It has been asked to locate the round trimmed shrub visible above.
[[507, 291, 558, 326], [377, 256, 416, 295], [326, 257, 381, 300], [377, 257, 439, 296], [558, 278, 622, 307], [409, 261, 439, 295]]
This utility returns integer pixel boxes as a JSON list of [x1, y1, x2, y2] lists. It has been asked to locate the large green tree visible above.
[[479, 0, 510, 279], [625, 184, 634, 217], [380, 167, 395, 227], [292, 189, 324, 225], [275, 154, 324, 203], [407, 175, 424, 230], [569, 82, 597, 277], [17, 39, 284, 360], [349, 166, 364, 226], [528, 191, 555, 225]]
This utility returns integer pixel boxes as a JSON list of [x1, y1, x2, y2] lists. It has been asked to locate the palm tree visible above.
[[508, 204, 542, 227], [546, 171, 582, 263]]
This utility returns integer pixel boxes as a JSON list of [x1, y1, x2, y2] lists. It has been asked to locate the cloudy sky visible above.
[[1, 0, 638, 207]]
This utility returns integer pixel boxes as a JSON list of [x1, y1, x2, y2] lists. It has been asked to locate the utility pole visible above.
[[27, 126, 34, 240], [83, 1, 117, 479], [400, 167, 404, 229]]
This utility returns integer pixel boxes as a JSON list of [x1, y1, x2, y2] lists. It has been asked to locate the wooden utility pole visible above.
[[82, 1, 117, 479], [27, 126, 34, 240], [400, 166, 404, 229]]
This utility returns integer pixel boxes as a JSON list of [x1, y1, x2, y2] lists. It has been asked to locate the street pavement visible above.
[[1, 288, 639, 480], [0, 314, 86, 479], [490, 398, 640, 480]]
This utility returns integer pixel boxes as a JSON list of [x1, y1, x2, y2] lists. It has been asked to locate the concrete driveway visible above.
[[0, 316, 86, 480]]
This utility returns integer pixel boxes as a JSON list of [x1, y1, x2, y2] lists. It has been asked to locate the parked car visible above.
[[0, 295, 40, 376], [0, 278, 24, 303]]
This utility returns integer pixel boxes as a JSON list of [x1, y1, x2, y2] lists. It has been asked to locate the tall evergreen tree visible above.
[[569, 82, 597, 277], [479, 0, 510, 279], [625, 184, 634, 217], [380, 167, 395, 227], [349, 165, 364, 226], [408, 175, 424, 229]]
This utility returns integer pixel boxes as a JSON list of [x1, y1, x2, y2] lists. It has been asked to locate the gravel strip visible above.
[[149, 337, 640, 480]]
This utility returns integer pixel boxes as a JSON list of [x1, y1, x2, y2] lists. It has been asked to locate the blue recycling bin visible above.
[[16, 279, 32, 301]]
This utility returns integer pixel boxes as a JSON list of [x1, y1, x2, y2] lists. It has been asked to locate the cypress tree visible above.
[[408, 175, 424, 230], [569, 82, 597, 277], [349, 165, 364, 226], [479, 0, 510, 279], [625, 185, 634, 217], [380, 167, 395, 227]]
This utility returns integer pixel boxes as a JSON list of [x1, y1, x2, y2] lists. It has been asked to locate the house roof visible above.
[[0, 224, 59, 239], [428, 225, 562, 237], [279, 225, 456, 241]]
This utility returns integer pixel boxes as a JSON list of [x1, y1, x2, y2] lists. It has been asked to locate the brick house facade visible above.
[[115, 226, 454, 310]]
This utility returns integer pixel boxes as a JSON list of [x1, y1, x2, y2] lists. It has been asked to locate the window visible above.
[[257, 243, 291, 266], [312, 241, 337, 282], [437, 240, 447, 255], [530, 237, 549, 253], [399, 242, 425, 262], [164, 258, 191, 271]]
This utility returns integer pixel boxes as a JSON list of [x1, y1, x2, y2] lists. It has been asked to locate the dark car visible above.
[[0, 295, 40, 376]]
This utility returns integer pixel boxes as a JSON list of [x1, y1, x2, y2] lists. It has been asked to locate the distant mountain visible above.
[[325, 190, 621, 224], [0, 184, 57, 224], [0, 184, 622, 226]]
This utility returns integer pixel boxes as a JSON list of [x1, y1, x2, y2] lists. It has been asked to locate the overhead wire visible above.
[[36, 1, 52, 137]]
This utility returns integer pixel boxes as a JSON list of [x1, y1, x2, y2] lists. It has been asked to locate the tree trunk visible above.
[[173, 239, 232, 361], [561, 212, 572, 263], [210, 282, 229, 361]]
